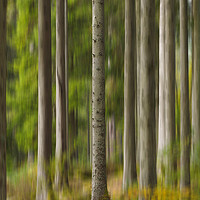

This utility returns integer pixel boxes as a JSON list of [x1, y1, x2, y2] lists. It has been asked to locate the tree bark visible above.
[[157, 0, 166, 178], [36, 0, 52, 199], [139, 0, 157, 197], [91, 0, 109, 199], [123, 0, 137, 191], [180, 0, 191, 190], [0, 0, 7, 199], [65, 0, 69, 174], [136, 0, 141, 166], [165, 0, 176, 186], [55, 0, 67, 190], [192, 0, 200, 170]]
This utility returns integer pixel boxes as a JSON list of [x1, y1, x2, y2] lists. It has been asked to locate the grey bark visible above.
[[91, 0, 108, 199], [157, 0, 166, 178], [192, 0, 200, 169], [55, 0, 67, 190], [165, 0, 176, 186], [0, 0, 7, 199], [139, 0, 157, 196], [180, 0, 191, 190], [36, 0, 52, 199], [123, 0, 137, 191], [136, 0, 141, 166]]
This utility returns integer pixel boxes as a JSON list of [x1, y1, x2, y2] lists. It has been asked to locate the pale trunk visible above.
[[55, 0, 66, 190], [157, 0, 166, 178], [36, 0, 52, 199], [140, 0, 157, 198], [92, 0, 108, 199]]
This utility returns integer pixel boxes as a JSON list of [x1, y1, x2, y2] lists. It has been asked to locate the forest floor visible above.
[[6, 163, 200, 200]]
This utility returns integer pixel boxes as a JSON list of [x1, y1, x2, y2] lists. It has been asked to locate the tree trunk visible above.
[[136, 0, 141, 166], [55, 0, 67, 190], [180, 0, 190, 190], [91, 0, 109, 199], [157, 0, 166, 179], [65, 0, 69, 176], [139, 0, 157, 197], [36, 0, 52, 199], [123, 0, 137, 191], [165, 0, 176, 186], [0, 0, 7, 199]]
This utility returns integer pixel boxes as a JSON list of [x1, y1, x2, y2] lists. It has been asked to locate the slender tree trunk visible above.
[[91, 0, 109, 199], [65, 0, 69, 175], [139, 0, 157, 198], [55, 0, 67, 190], [36, 0, 52, 198], [0, 0, 7, 199], [136, 0, 141, 166], [193, 0, 200, 169], [157, 0, 166, 178], [165, 0, 176, 186], [123, 0, 137, 191], [180, 0, 191, 190]]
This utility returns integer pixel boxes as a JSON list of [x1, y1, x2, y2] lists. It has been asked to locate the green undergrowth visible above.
[[6, 162, 200, 200]]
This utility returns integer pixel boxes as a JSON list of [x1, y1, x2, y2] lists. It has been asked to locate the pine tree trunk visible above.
[[0, 0, 7, 199], [180, 0, 190, 190], [55, 0, 67, 190], [157, 0, 166, 178], [36, 0, 52, 199], [91, 0, 108, 199], [139, 0, 157, 197], [192, 0, 200, 171], [123, 0, 137, 191], [165, 0, 176, 186]]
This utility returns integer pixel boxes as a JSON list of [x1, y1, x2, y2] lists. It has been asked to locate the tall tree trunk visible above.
[[36, 0, 52, 199], [165, 0, 176, 186], [65, 0, 69, 175], [91, 0, 108, 199], [157, 0, 166, 179], [139, 0, 157, 197], [180, 0, 190, 190], [123, 0, 137, 191], [55, 0, 67, 190], [0, 0, 7, 199], [136, 0, 141, 166], [192, 0, 200, 170]]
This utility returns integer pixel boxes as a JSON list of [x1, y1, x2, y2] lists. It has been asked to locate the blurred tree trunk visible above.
[[139, 0, 157, 198], [192, 0, 200, 169], [180, 0, 190, 190], [65, 0, 69, 177], [55, 0, 67, 190], [123, 0, 137, 191], [136, 0, 140, 166], [0, 0, 7, 199], [157, 0, 166, 179], [36, 0, 52, 199], [165, 0, 176, 186], [91, 0, 109, 199]]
